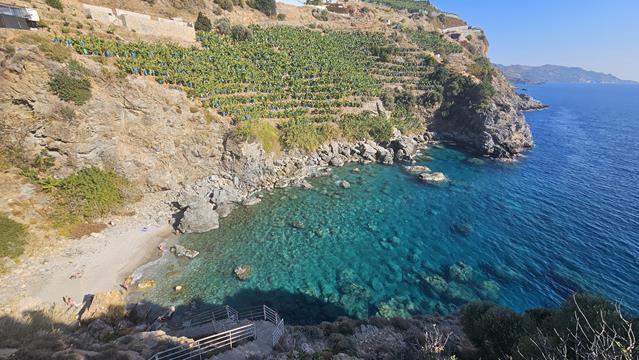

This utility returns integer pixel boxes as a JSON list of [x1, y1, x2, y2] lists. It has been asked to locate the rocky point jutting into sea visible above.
[[4, 0, 637, 358]]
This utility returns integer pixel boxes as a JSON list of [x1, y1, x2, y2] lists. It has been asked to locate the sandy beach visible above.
[[0, 218, 176, 312]]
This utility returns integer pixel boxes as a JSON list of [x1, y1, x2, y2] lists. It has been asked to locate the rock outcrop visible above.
[[430, 72, 534, 158]]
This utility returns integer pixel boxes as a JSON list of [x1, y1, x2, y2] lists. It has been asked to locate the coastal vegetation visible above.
[[57, 23, 485, 154], [0, 216, 28, 260], [461, 294, 638, 359], [48, 61, 92, 105], [1, 146, 129, 232]]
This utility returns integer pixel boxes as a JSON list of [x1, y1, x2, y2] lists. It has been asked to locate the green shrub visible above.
[[49, 70, 91, 105], [461, 301, 524, 358], [194, 12, 212, 32], [406, 29, 463, 54], [312, 8, 329, 21], [46, 0, 63, 11], [215, 0, 234, 11], [251, 0, 277, 16], [279, 118, 335, 151], [338, 112, 393, 142], [215, 18, 232, 36], [53, 167, 128, 225], [276, 13, 286, 21], [370, 45, 396, 62], [0, 216, 27, 259], [212, 4, 223, 15], [234, 120, 280, 153], [231, 24, 252, 41]]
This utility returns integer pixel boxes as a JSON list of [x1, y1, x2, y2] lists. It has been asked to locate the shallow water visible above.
[[140, 84, 639, 323]]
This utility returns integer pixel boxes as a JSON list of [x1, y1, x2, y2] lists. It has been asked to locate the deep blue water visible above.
[[141, 84, 639, 322]]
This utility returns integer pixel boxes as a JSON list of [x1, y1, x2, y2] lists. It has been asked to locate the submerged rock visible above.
[[291, 220, 305, 229], [242, 197, 261, 206], [446, 282, 479, 303], [375, 296, 417, 319], [423, 275, 449, 294], [480, 280, 501, 300], [419, 172, 448, 184], [233, 265, 252, 281], [451, 223, 473, 236], [404, 165, 430, 174], [449, 262, 474, 282], [137, 279, 156, 290], [170, 244, 199, 259], [338, 180, 351, 189]]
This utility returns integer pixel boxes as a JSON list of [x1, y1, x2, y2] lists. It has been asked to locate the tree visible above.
[[215, 18, 232, 36], [251, 0, 277, 16], [231, 25, 252, 41], [194, 12, 212, 32]]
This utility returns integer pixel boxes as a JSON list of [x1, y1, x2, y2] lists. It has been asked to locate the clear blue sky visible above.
[[432, 0, 639, 81]]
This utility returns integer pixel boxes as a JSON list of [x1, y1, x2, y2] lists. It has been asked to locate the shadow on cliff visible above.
[[0, 287, 350, 357]]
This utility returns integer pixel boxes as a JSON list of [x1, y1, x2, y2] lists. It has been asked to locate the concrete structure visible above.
[[82, 3, 195, 43], [82, 4, 121, 26], [0, 3, 39, 29], [443, 25, 483, 41]]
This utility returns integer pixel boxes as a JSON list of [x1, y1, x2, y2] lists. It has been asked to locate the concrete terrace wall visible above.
[[82, 3, 195, 43], [83, 4, 121, 26]]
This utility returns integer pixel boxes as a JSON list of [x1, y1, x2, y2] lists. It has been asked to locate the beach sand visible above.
[[0, 220, 176, 312]]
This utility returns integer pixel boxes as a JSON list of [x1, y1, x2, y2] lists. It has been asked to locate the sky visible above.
[[432, 0, 639, 81]]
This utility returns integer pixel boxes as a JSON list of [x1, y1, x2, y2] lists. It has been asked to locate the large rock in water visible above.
[[430, 72, 534, 158], [177, 198, 219, 234]]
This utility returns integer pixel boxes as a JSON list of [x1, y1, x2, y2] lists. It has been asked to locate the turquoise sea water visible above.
[[141, 84, 639, 323]]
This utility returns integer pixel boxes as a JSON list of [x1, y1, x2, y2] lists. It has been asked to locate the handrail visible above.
[[151, 305, 285, 360], [150, 323, 256, 360], [272, 318, 285, 347], [176, 305, 238, 330]]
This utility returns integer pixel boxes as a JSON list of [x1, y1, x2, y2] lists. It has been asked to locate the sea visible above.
[[136, 84, 639, 324]]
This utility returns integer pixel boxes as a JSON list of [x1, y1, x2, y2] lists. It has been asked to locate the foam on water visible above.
[[137, 84, 639, 323]]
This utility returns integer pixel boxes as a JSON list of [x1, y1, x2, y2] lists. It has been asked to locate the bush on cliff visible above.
[[49, 70, 91, 105], [46, 0, 63, 12], [0, 216, 27, 259], [234, 120, 280, 153], [251, 0, 277, 16], [215, 18, 232, 36], [279, 118, 337, 152], [215, 0, 234, 12], [194, 12, 212, 32], [462, 294, 638, 359], [52, 167, 128, 226], [338, 112, 393, 142], [231, 25, 252, 41]]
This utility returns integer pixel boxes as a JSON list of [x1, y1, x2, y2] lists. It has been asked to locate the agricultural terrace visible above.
[[59, 26, 465, 147]]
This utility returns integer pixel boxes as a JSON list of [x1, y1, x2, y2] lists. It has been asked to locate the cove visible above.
[[138, 84, 639, 323]]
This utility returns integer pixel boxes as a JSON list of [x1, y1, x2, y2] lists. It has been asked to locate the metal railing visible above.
[[149, 323, 256, 360], [236, 305, 280, 325], [150, 305, 285, 360], [176, 305, 239, 330], [272, 318, 285, 347]]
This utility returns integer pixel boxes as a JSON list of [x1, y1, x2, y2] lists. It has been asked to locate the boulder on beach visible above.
[[233, 265, 252, 281], [418, 172, 448, 184], [329, 155, 347, 167], [170, 244, 199, 259], [177, 198, 219, 233]]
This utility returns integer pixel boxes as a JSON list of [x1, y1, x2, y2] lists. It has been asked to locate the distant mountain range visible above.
[[495, 64, 638, 85]]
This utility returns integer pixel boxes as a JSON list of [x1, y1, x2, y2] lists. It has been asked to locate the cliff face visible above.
[[429, 71, 534, 158]]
